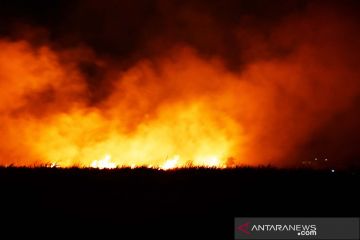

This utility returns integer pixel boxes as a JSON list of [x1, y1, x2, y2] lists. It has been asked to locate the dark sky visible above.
[[0, 1, 358, 67], [0, 1, 316, 64]]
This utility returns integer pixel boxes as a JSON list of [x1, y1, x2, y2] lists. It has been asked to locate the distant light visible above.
[[331, 169, 335, 173], [325, 158, 328, 162], [314, 158, 317, 161]]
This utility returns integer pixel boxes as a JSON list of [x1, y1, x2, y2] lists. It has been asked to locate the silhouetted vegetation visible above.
[[0, 167, 358, 238]]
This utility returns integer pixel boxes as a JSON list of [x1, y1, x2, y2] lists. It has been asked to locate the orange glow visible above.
[[1, 6, 359, 170], [0, 41, 243, 168]]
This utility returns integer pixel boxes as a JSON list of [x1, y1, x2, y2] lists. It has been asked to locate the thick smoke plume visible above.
[[0, 0, 359, 168]]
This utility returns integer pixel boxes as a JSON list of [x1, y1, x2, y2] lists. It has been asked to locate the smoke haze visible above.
[[0, 0, 359, 168]]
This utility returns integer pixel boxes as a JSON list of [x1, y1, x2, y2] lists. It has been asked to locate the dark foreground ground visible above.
[[0, 167, 359, 239]]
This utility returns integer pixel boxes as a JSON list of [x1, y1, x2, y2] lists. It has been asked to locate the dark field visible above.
[[1, 167, 358, 238]]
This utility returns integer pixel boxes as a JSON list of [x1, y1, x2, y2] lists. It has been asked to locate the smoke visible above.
[[0, 0, 359, 167]]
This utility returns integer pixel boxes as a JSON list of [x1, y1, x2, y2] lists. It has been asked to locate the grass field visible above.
[[1, 167, 358, 238]]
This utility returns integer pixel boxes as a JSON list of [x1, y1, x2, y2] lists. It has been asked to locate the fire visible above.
[[161, 155, 180, 170], [1, 3, 360, 171], [195, 156, 222, 168], [0, 40, 240, 168], [90, 154, 117, 169]]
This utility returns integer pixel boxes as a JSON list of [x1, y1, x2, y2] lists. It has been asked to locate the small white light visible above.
[[325, 158, 328, 162], [331, 169, 335, 173]]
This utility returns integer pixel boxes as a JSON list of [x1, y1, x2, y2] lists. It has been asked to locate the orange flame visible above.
[[1, 6, 360, 169], [0, 41, 243, 168], [90, 154, 116, 169]]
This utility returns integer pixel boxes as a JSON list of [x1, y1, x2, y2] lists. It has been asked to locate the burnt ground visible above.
[[0, 167, 358, 239]]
